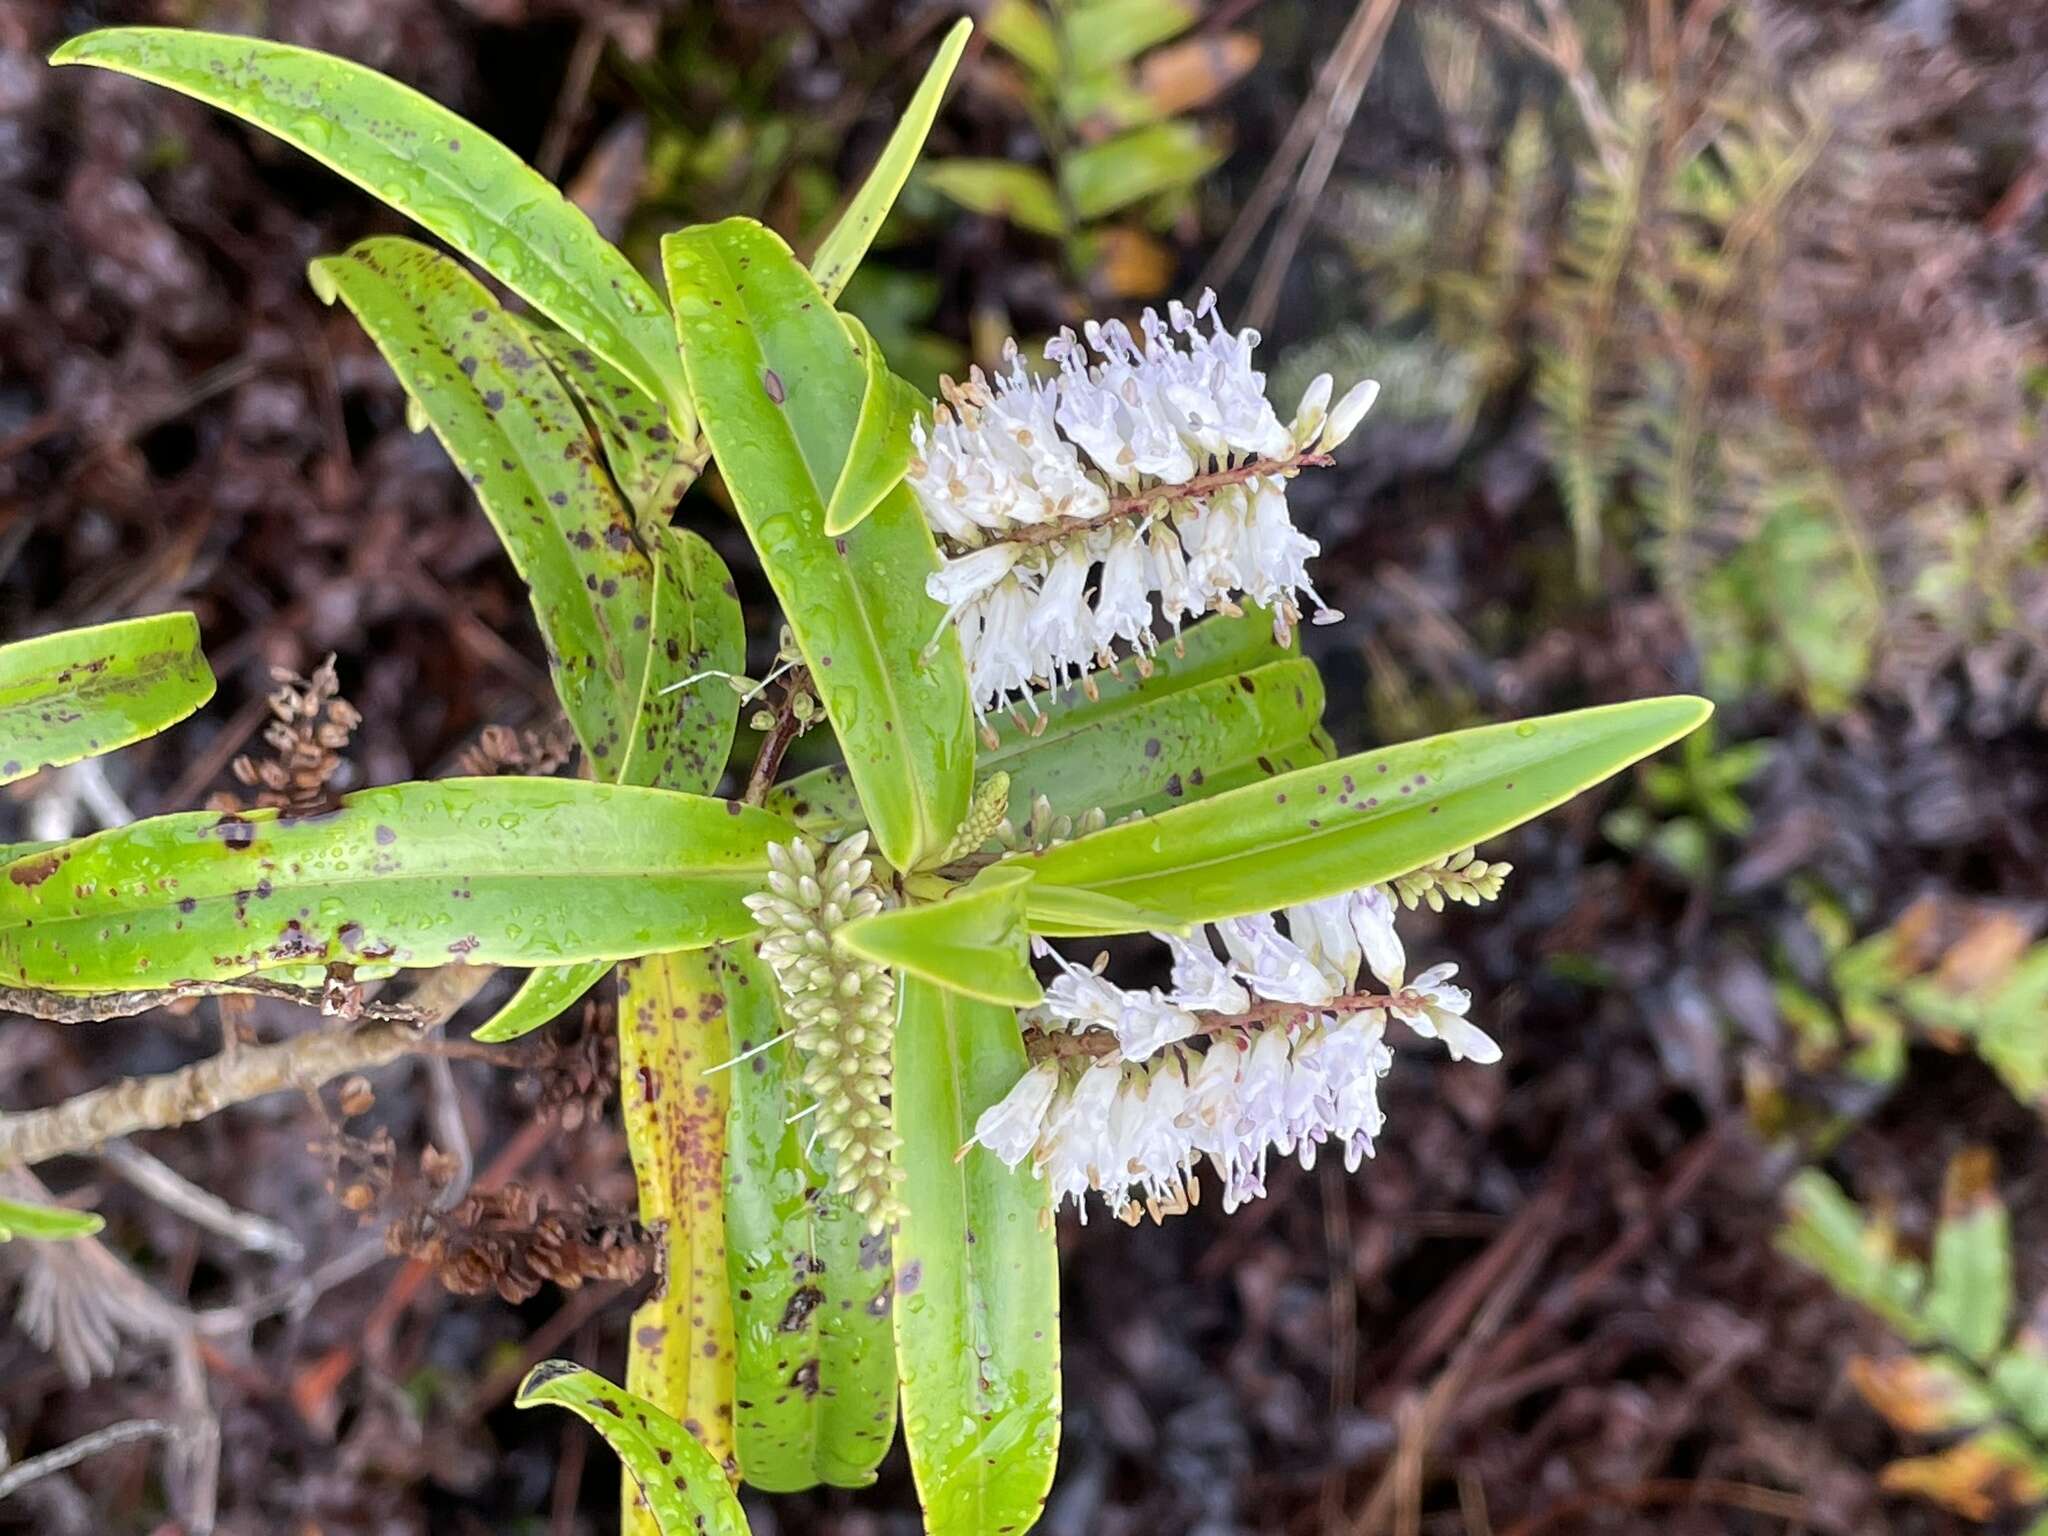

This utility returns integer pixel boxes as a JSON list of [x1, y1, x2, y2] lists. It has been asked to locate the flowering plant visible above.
[[11, 20, 1708, 1536]]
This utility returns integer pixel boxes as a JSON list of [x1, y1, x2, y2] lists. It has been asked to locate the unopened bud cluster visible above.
[[743, 834, 902, 1230], [908, 291, 1378, 724]]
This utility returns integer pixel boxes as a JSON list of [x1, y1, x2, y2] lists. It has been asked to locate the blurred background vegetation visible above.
[[3, 1, 2048, 1532]]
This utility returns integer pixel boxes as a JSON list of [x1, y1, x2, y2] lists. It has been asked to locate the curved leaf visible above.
[[1013, 697, 1713, 925], [724, 940, 899, 1491], [1061, 120, 1225, 221], [663, 218, 972, 870], [619, 948, 739, 1510], [53, 28, 688, 426], [838, 866, 1041, 1006], [892, 977, 1061, 1536], [515, 1362, 748, 1536], [0, 779, 795, 993], [519, 317, 705, 523], [0, 612, 215, 786], [770, 607, 1301, 837], [810, 17, 973, 303], [821, 317, 925, 537], [472, 962, 608, 1046], [309, 237, 659, 770], [0, 1197, 104, 1242]]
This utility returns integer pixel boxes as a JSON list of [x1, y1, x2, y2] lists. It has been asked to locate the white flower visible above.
[[904, 292, 1363, 718], [1217, 913, 1336, 1005], [1320, 378, 1380, 453], [1160, 929, 1250, 1013], [969, 1060, 1061, 1163], [982, 865, 1508, 1222], [1285, 893, 1364, 995], [1353, 885, 1406, 990], [928, 541, 1026, 611], [1390, 962, 1501, 1064]]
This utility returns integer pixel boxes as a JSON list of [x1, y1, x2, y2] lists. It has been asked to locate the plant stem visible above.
[[994, 450, 1333, 550], [1024, 988, 1409, 1061]]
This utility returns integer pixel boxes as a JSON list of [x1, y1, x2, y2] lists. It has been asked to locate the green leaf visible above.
[[1014, 696, 1712, 927], [515, 1362, 748, 1536], [891, 976, 1060, 1536], [723, 941, 899, 1491], [0, 779, 795, 993], [1019, 884, 1187, 940], [810, 18, 972, 303], [1992, 1340, 2048, 1442], [0, 612, 215, 786], [986, 0, 1059, 81], [1064, 0, 1200, 66], [474, 523, 745, 1044], [821, 317, 926, 537], [923, 160, 1068, 238], [1001, 659, 1323, 826], [619, 949, 740, 1500], [0, 1197, 105, 1242], [838, 866, 1042, 1007], [1061, 121, 1224, 221], [1925, 1149, 2011, 1365], [663, 218, 973, 871], [518, 317, 703, 523], [473, 961, 609, 1045], [1777, 1168, 1929, 1344], [769, 607, 1303, 837], [309, 237, 660, 770], [53, 29, 688, 430]]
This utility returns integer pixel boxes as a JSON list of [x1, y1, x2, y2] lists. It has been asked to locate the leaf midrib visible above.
[[687, 233, 931, 854]]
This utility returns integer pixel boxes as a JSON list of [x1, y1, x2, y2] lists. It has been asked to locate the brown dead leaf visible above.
[[1847, 1354, 1984, 1435], [1136, 32, 1262, 120], [1879, 1435, 2048, 1520], [1087, 226, 1177, 301]]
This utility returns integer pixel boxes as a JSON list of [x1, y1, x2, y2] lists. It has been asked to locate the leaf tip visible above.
[[513, 1358, 580, 1408]]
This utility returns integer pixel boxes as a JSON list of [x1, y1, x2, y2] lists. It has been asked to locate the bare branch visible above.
[[0, 1419, 177, 1503], [0, 968, 493, 1169], [97, 1141, 305, 1261], [0, 977, 425, 1026]]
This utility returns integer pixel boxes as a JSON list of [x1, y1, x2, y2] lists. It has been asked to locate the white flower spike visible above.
[[906, 293, 1377, 723]]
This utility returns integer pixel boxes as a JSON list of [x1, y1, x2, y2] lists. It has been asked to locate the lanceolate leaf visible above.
[[821, 317, 926, 537], [0, 780, 795, 993], [838, 866, 1042, 1006], [472, 962, 607, 1046], [924, 160, 1067, 238], [1014, 696, 1712, 929], [664, 218, 972, 870], [1925, 1149, 2012, 1365], [1065, 0, 1200, 67], [891, 977, 1060, 1536], [768, 607, 1303, 836], [53, 29, 689, 426], [310, 237, 660, 771], [1061, 120, 1224, 222], [472, 478, 745, 1045], [810, 17, 973, 303], [0, 613, 215, 786], [0, 1197, 105, 1242], [519, 317, 704, 523], [619, 948, 739, 1517], [515, 1362, 749, 1536], [723, 941, 899, 1491]]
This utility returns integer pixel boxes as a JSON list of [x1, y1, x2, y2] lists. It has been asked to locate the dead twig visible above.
[[1199, 0, 1399, 299], [1245, 0, 1403, 332], [0, 976, 424, 1026], [0, 1418, 178, 1504], [1499, 1477, 1809, 1535], [0, 968, 491, 1168], [98, 1140, 304, 1261]]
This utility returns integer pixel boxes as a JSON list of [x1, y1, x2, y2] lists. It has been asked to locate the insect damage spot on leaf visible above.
[[762, 368, 785, 403]]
